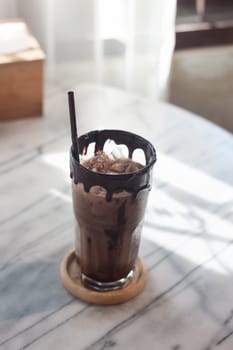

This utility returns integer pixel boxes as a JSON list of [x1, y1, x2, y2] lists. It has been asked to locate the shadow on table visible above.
[[0, 245, 75, 322]]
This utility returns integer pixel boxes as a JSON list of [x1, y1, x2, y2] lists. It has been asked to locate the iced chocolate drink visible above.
[[70, 130, 156, 291]]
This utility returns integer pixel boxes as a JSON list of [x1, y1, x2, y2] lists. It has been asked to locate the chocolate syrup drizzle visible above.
[[70, 129, 157, 201]]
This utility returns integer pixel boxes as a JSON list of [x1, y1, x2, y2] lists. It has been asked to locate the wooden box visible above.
[[0, 20, 45, 121]]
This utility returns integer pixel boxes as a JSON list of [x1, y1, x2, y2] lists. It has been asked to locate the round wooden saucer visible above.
[[60, 249, 147, 305]]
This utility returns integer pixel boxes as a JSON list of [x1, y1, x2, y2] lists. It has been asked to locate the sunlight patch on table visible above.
[[155, 153, 233, 205]]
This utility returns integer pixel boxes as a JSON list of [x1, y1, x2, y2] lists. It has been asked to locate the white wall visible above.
[[0, 0, 177, 100], [0, 0, 17, 18], [54, 0, 95, 60], [2, 0, 96, 60], [17, 0, 50, 51]]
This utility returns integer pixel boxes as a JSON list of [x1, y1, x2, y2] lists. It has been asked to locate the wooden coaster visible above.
[[60, 249, 147, 305]]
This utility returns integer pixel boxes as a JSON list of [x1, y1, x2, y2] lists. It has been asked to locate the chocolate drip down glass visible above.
[[70, 129, 156, 291]]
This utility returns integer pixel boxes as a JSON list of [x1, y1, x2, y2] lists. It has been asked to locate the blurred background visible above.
[[0, 0, 233, 133]]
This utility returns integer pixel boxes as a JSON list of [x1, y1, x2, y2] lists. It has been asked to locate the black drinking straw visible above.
[[68, 91, 80, 163]]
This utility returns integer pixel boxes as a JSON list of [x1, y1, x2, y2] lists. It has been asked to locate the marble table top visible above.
[[0, 83, 233, 350]]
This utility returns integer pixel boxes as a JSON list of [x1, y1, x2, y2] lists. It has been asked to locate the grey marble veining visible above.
[[0, 84, 233, 350]]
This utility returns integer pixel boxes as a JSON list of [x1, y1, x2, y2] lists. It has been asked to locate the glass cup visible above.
[[70, 129, 156, 291]]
